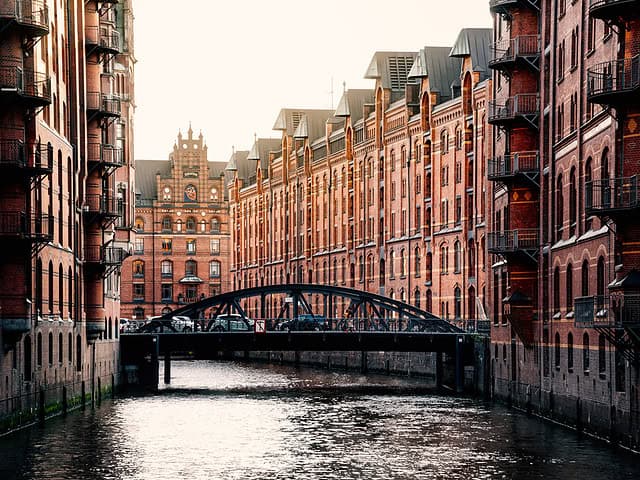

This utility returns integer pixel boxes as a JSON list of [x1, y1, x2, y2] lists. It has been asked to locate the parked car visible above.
[[171, 315, 196, 332], [210, 313, 254, 332], [277, 314, 328, 331]]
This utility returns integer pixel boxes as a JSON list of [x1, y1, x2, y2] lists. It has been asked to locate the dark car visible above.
[[277, 314, 328, 331]]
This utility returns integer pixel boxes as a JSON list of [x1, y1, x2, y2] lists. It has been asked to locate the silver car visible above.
[[210, 314, 253, 332]]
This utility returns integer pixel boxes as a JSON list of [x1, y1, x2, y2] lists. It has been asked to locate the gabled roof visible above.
[[225, 150, 251, 183], [449, 28, 492, 80], [248, 137, 281, 177], [364, 51, 418, 91], [272, 108, 334, 137], [409, 46, 462, 104], [334, 89, 374, 123]]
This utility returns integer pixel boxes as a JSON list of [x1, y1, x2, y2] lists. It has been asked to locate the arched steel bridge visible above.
[[147, 283, 462, 334]]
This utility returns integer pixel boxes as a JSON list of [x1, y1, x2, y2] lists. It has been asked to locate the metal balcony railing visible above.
[[589, 0, 639, 20], [587, 56, 640, 105], [0, 139, 52, 172], [487, 229, 539, 254], [85, 245, 127, 265], [585, 176, 640, 215], [488, 94, 539, 126], [575, 294, 640, 328], [0, 211, 53, 241], [489, 35, 540, 70], [0, 66, 51, 104], [86, 92, 121, 117], [87, 143, 123, 167], [85, 24, 121, 54], [487, 151, 539, 182], [489, 0, 540, 13], [84, 194, 119, 217], [0, 0, 49, 34]]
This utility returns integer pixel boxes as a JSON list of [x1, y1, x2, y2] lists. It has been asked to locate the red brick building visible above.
[[488, 0, 640, 446], [228, 29, 491, 328], [0, 0, 135, 422], [121, 127, 231, 320]]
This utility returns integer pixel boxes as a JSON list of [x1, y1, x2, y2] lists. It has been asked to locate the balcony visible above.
[[589, 0, 639, 21], [585, 176, 640, 217], [86, 92, 121, 119], [85, 245, 128, 266], [0, 139, 52, 174], [87, 143, 123, 169], [83, 194, 119, 218], [487, 229, 539, 261], [489, 0, 540, 14], [488, 94, 539, 129], [0, 0, 49, 37], [0, 66, 51, 107], [85, 24, 121, 55], [587, 56, 640, 107], [489, 35, 540, 72], [574, 296, 612, 328], [0, 211, 53, 242], [487, 150, 539, 186]]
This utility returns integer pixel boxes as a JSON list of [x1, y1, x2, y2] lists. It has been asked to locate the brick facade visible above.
[[121, 128, 232, 321], [0, 0, 135, 421]]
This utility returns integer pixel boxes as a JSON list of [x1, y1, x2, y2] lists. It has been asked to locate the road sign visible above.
[[255, 319, 266, 334]]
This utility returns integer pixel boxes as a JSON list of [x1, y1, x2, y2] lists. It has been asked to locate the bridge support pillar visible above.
[[361, 351, 368, 374], [164, 351, 171, 384], [435, 352, 443, 389], [455, 336, 464, 394]]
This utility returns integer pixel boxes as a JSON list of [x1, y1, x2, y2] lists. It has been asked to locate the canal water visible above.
[[1, 360, 639, 480]]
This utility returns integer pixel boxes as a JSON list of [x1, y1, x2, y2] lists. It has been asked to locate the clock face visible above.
[[164, 187, 171, 194], [184, 184, 197, 202]]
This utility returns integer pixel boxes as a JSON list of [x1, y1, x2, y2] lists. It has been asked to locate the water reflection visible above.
[[1, 360, 639, 480]]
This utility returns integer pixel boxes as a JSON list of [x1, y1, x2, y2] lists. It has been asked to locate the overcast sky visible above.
[[133, 0, 492, 163]]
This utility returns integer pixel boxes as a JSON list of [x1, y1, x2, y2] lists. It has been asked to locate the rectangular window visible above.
[[161, 284, 172, 302], [209, 284, 219, 297], [134, 237, 144, 254], [455, 196, 462, 226], [161, 262, 172, 277], [210, 238, 220, 254], [133, 284, 145, 301], [161, 238, 172, 254], [186, 239, 196, 254], [210, 262, 220, 278]]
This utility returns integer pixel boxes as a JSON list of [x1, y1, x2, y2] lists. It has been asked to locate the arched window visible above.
[[414, 246, 421, 277], [48, 260, 54, 313], [68, 267, 73, 320], [440, 245, 448, 274], [400, 249, 406, 277], [161, 260, 173, 277], [211, 218, 220, 233], [468, 286, 476, 319], [415, 288, 421, 308], [68, 332, 72, 363], [135, 216, 145, 231], [583, 332, 590, 371], [76, 334, 82, 372], [556, 175, 564, 239], [162, 216, 172, 232], [440, 129, 448, 154], [598, 333, 606, 374], [186, 260, 197, 276], [568, 332, 574, 370], [200, 220, 207, 232], [454, 287, 462, 319], [37, 332, 42, 366], [569, 167, 577, 236], [597, 256, 606, 304], [341, 258, 346, 284], [426, 290, 432, 312], [133, 260, 144, 277], [176, 219, 183, 232], [426, 252, 432, 282], [48, 332, 53, 365], [581, 259, 589, 297], [585, 157, 593, 230], [109, 317, 113, 339], [186, 216, 196, 232], [554, 266, 561, 314], [566, 263, 573, 312], [454, 241, 461, 273], [555, 332, 561, 367], [24, 335, 32, 381], [58, 264, 64, 317], [389, 250, 395, 278]]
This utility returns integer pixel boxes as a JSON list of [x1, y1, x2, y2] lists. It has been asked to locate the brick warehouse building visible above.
[[0, 0, 135, 425], [227, 28, 492, 330], [121, 127, 231, 321], [488, 0, 640, 447]]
